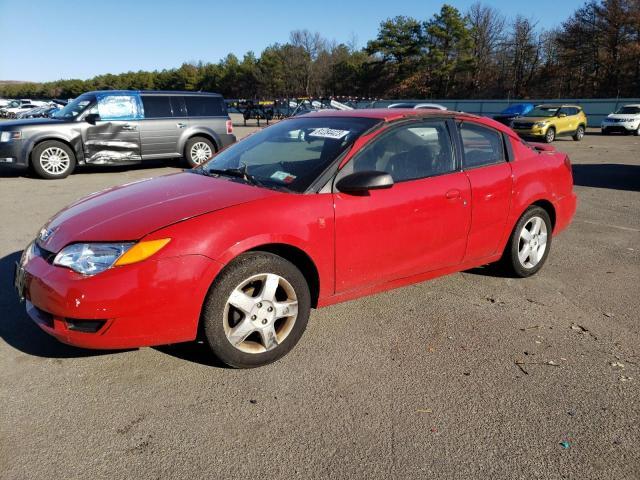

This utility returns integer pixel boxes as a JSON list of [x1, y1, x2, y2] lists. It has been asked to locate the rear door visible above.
[[458, 121, 513, 261], [83, 93, 142, 164], [184, 95, 228, 146], [139, 94, 183, 158]]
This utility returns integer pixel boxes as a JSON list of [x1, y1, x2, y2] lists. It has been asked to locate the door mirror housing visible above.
[[336, 171, 394, 193], [558, 112, 567, 118], [84, 113, 100, 124]]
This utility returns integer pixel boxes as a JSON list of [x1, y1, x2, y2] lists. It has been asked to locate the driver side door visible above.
[[332, 120, 471, 292], [82, 93, 142, 164]]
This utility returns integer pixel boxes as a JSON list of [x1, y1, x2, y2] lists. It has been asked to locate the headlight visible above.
[[0, 131, 22, 142], [20, 241, 36, 267], [534, 122, 547, 128], [53, 238, 170, 275]]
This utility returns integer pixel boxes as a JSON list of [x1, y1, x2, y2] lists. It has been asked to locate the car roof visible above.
[[82, 90, 222, 97], [537, 104, 582, 109], [301, 108, 519, 138]]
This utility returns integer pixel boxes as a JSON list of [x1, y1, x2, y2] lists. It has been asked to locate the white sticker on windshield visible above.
[[271, 171, 297, 184], [308, 128, 350, 139]]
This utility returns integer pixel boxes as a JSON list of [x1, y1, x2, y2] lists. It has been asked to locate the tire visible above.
[[184, 136, 215, 168], [202, 252, 311, 368], [544, 127, 555, 143], [501, 206, 553, 278], [572, 125, 585, 141], [601, 129, 609, 135], [31, 140, 76, 179], [635, 125, 640, 136]]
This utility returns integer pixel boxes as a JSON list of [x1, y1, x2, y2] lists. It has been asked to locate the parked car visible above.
[[511, 104, 587, 143], [3, 103, 38, 119], [15, 109, 576, 368], [601, 104, 640, 135], [388, 102, 447, 110], [0, 90, 235, 179], [493, 103, 534, 126]]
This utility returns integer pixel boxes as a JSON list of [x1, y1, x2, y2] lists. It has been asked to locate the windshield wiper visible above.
[[201, 163, 264, 187]]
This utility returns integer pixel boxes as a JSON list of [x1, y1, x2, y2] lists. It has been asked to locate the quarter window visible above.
[[350, 122, 455, 182], [184, 96, 225, 117], [141, 96, 172, 118], [459, 123, 505, 169]]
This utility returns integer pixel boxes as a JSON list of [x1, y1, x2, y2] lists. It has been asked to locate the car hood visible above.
[[606, 114, 639, 120], [39, 172, 280, 252], [0, 118, 68, 128]]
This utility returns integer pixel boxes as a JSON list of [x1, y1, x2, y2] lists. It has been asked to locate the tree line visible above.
[[2, 0, 638, 101]]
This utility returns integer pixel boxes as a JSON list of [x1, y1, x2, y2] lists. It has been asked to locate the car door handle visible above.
[[177, 123, 187, 128], [122, 124, 136, 131], [445, 189, 461, 199]]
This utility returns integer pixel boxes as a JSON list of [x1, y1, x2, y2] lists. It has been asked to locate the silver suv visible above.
[[0, 90, 236, 179]]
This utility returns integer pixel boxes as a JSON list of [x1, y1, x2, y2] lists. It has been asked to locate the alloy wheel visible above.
[[39, 147, 70, 175], [518, 216, 548, 269], [223, 273, 299, 354], [190, 142, 212, 165]]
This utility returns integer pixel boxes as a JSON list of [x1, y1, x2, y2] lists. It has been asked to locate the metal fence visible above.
[[367, 98, 640, 127]]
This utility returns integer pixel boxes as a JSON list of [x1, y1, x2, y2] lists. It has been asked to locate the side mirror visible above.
[[85, 113, 100, 124], [336, 170, 394, 194], [558, 112, 567, 118]]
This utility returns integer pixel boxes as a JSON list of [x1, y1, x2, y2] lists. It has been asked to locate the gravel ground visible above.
[[0, 126, 638, 480]]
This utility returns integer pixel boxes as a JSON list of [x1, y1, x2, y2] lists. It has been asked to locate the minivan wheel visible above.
[[544, 127, 556, 143], [572, 125, 585, 141], [501, 206, 553, 278], [185, 136, 215, 168], [31, 140, 76, 179], [202, 252, 311, 368]]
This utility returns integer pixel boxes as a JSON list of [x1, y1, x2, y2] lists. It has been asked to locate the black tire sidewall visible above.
[[506, 206, 553, 278], [202, 252, 311, 368], [573, 125, 584, 141], [545, 128, 555, 143], [31, 141, 76, 179], [184, 136, 215, 168]]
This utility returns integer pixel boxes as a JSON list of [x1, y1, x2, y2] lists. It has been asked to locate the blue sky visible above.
[[0, 0, 585, 82]]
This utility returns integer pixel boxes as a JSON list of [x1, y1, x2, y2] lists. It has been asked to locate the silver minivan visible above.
[[0, 90, 236, 179]]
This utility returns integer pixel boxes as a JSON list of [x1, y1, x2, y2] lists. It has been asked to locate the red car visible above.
[[15, 109, 576, 368]]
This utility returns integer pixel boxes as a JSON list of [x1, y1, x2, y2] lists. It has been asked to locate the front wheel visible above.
[[184, 136, 215, 168], [544, 127, 556, 143], [31, 140, 76, 179], [202, 252, 311, 368], [501, 206, 553, 278], [572, 125, 585, 141], [635, 125, 640, 136]]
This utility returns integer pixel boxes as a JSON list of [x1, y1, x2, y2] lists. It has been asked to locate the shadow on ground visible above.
[[572, 163, 640, 192], [0, 159, 183, 178], [0, 251, 124, 358]]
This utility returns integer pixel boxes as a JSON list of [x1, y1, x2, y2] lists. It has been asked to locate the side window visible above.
[[96, 94, 142, 120], [141, 96, 172, 118], [350, 122, 455, 182], [170, 96, 187, 117], [559, 107, 572, 116], [459, 123, 505, 169], [184, 96, 225, 117]]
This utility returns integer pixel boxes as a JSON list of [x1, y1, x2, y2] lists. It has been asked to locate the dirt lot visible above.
[[0, 126, 638, 480]]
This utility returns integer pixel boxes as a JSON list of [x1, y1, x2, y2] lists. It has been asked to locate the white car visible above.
[[4, 103, 38, 118], [388, 102, 447, 110], [601, 104, 640, 135]]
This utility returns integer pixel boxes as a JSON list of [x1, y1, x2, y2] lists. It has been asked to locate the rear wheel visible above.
[[544, 127, 556, 143], [572, 125, 585, 141], [185, 136, 215, 168], [502, 206, 552, 278], [31, 140, 76, 179], [202, 252, 311, 368]]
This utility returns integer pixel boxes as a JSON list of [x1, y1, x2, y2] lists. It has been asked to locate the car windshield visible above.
[[615, 106, 640, 114], [199, 116, 379, 192], [51, 96, 94, 119], [525, 107, 559, 118]]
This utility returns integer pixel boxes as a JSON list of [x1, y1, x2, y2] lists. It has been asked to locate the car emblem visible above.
[[38, 227, 55, 243]]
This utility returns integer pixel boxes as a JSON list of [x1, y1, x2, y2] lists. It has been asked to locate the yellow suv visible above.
[[511, 104, 587, 143]]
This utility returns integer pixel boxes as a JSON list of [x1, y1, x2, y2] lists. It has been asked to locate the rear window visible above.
[[184, 96, 226, 117], [141, 96, 172, 118]]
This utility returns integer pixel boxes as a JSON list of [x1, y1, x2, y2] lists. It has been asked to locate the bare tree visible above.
[[467, 2, 506, 95]]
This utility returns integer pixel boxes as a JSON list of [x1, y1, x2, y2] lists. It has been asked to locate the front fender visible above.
[[24, 127, 84, 163]]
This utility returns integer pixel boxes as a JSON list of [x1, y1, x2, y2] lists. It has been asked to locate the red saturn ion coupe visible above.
[[15, 109, 576, 368]]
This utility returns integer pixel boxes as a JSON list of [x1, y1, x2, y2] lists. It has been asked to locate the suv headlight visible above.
[[0, 131, 22, 142], [53, 239, 170, 275], [534, 121, 547, 128]]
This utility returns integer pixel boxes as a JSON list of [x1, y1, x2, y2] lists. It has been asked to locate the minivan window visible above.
[[141, 96, 172, 118], [170, 96, 187, 117], [184, 96, 225, 117], [97, 94, 143, 120]]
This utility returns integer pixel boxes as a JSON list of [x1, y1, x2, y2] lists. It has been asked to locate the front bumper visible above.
[[512, 126, 548, 138], [19, 252, 223, 349], [601, 122, 639, 133], [0, 141, 28, 167]]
